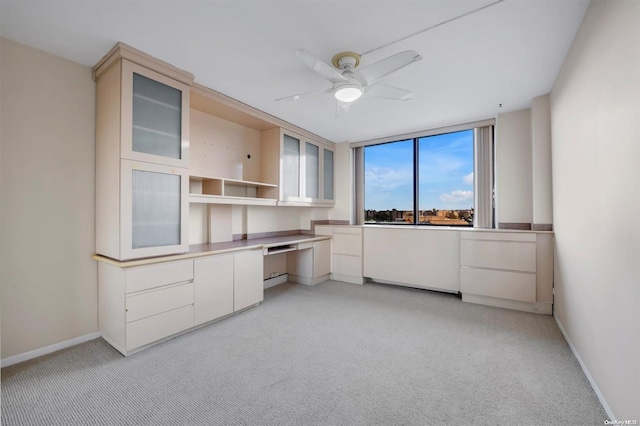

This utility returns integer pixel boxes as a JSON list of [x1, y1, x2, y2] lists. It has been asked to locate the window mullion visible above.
[[413, 138, 419, 225]]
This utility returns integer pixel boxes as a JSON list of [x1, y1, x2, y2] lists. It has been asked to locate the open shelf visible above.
[[189, 175, 278, 206]]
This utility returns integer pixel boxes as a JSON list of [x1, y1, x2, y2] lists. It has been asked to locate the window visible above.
[[358, 124, 494, 227]]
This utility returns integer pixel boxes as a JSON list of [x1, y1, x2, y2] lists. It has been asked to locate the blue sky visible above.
[[364, 130, 474, 211]]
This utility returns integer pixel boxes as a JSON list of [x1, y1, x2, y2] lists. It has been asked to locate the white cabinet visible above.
[[94, 44, 193, 260], [98, 248, 264, 356], [459, 231, 553, 314], [234, 249, 264, 311], [98, 259, 195, 355], [194, 253, 234, 326], [322, 148, 335, 203], [117, 160, 190, 260], [363, 227, 460, 292], [316, 226, 364, 285], [282, 240, 331, 286], [123, 60, 190, 167], [261, 128, 335, 206], [313, 240, 332, 278], [194, 249, 263, 326]]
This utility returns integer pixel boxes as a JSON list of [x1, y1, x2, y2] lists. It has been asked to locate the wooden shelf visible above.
[[189, 194, 277, 206], [189, 175, 278, 206], [190, 175, 276, 189]]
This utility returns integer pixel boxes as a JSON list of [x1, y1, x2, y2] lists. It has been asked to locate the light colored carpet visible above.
[[1, 280, 607, 425]]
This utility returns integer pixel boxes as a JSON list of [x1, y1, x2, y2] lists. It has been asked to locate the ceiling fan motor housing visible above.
[[332, 51, 361, 70]]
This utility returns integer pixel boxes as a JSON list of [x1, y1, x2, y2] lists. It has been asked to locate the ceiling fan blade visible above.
[[353, 50, 422, 85], [295, 49, 349, 84], [364, 83, 414, 101], [275, 87, 331, 102]]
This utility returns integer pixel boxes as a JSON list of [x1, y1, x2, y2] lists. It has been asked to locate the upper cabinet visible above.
[[125, 62, 190, 167], [322, 146, 335, 204], [261, 128, 335, 206], [93, 44, 192, 169], [93, 43, 194, 260]]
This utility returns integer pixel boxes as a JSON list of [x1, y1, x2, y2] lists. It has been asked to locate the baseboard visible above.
[[554, 315, 615, 421], [288, 273, 330, 286], [330, 273, 364, 285], [462, 293, 552, 315], [264, 273, 288, 289], [1, 331, 102, 368]]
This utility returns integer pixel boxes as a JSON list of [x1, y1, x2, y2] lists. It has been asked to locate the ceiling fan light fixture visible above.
[[334, 84, 363, 103]]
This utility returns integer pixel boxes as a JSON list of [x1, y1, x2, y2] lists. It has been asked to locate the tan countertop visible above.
[[92, 234, 331, 268]]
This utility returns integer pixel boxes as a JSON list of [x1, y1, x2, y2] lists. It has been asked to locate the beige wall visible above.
[[329, 141, 352, 222], [495, 108, 533, 225], [0, 38, 97, 359], [531, 95, 553, 226], [550, 0, 639, 420]]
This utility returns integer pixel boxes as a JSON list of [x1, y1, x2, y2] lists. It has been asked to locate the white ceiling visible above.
[[0, 0, 589, 143]]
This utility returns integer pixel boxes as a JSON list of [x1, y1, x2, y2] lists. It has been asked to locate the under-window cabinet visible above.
[[261, 128, 335, 206], [94, 43, 194, 260]]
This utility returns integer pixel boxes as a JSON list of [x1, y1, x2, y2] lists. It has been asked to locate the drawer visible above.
[[334, 234, 362, 256], [126, 281, 194, 323], [461, 267, 536, 302], [334, 254, 362, 277], [125, 260, 193, 293], [460, 240, 536, 272], [126, 305, 194, 351]]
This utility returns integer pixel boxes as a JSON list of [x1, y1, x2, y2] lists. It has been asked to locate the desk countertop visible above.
[[92, 234, 331, 268]]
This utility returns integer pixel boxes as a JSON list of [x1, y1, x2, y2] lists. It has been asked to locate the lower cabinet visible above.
[[364, 227, 459, 291], [194, 253, 234, 326], [312, 240, 331, 278], [285, 240, 331, 285], [459, 231, 553, 314], [233, 249, 264, 311], [98, 248, 264, 356], [315, 225, 364, 285]]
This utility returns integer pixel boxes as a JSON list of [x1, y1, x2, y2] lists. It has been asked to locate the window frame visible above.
[[352, 119, 495, 228]]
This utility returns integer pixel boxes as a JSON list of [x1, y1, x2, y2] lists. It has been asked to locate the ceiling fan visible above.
[[275, 1, 508, 115], [276, 49, 423, 115]]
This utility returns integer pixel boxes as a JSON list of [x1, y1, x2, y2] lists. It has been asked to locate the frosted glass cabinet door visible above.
[[305, 142, 320, 200], [323, 148, 334, 203], [132, 170, 180, 249], [121, 60, 190, 168], [120, 159, 189, 260], [282, 134, 301, 200]]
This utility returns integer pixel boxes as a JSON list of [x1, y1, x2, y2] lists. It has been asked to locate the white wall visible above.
[[495, 109, 533, 226], [550, 0, 639, 420], [0, 38, 97, 359]]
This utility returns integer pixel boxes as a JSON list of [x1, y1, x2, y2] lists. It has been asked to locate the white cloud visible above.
[[463, 172, 474, 185], [440, 190, 473, 204], [365, 167, 413, 191]]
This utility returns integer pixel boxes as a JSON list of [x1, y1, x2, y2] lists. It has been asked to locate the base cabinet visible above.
[[233, 249, 264, 311], [459, 231, 553, 314], [283, 240, 331, 286], [194, 254, 234, 326], [323, 226, 364, 285], [98, 259, 195, 355], [98, 248, 263, 356]]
